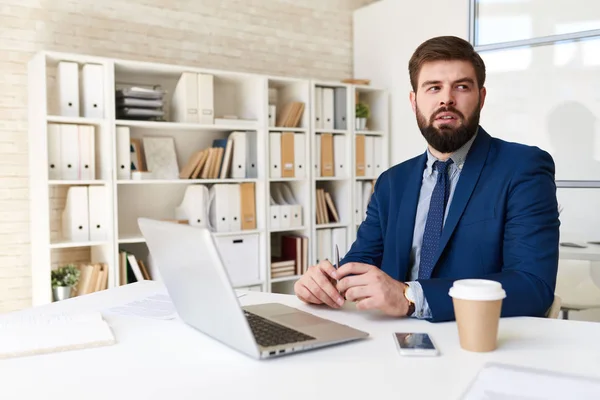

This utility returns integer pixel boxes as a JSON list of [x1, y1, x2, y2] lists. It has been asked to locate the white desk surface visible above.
[[1, 281, 600, 400]]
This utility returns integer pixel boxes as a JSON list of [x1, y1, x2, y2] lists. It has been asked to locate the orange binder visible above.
[[240, 182, 256, 230], [281, 132, 295, 178], [320, 133, 334, 177]]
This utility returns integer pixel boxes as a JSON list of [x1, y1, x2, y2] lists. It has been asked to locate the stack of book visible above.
[[270, 258, 296, 279], [116, 86, 166, 120], [270, 234, 309, 278], [315, 188, 339, 225], [276, 101, 305, 127], [71, 262, 109, 297]]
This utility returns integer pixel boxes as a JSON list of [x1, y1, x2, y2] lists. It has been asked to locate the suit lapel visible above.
[[395, 152, 427, 280], [431, 128, 491, 270]]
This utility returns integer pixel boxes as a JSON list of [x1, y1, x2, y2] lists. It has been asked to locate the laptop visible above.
[[138, 218, 369, 359]]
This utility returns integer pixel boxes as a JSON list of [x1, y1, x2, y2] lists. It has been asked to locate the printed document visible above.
[[104, 293, 178, 320], [461, 363, 600, 400], [103, 292, 247, 320]]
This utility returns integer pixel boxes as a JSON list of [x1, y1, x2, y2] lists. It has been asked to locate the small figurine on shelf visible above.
[[355, 102, 370, 130], [51, 264, 80, 301]]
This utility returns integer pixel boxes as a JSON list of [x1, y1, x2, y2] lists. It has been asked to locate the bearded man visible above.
[[294, 36, 560, 322]]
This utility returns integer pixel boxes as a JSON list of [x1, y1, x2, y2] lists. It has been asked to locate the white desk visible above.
[[1, 281, 600, 400]]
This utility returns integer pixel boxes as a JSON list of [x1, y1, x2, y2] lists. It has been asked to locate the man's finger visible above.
[[305, 275, 342, 308], [344, 285, 370, 303], [335, 262, 373, 279], [318, 259, 338, 280], [312, 271, 345, 307], [336, 274, 369, 293], [294, 281, 322, 304]]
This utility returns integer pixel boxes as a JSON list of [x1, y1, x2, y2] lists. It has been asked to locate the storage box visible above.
[[213, 234, 260, 287]]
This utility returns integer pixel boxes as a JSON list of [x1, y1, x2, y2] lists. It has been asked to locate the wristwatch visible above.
[[403, 283, 416, 317]]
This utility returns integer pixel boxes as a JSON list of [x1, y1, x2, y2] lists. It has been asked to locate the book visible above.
[[0, 311, 116, 359]]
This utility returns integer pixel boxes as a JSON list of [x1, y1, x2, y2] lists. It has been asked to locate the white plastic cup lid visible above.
[[448, 279, 506, 301]]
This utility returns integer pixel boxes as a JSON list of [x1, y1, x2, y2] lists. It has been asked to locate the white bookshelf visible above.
[[352, 84, 390, 231], [28, 50, 389, 306]]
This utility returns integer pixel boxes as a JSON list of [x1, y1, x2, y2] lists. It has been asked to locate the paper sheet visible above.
[[103, 292, 248, 320], [104, 293, 178, 320], [461, 363, 600, 400]]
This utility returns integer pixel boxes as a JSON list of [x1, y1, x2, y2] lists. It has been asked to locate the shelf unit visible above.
[[28, 50, 389, 306]]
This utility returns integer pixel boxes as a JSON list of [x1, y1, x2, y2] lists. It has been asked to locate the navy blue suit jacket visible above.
[[342, 127, 560, 322]]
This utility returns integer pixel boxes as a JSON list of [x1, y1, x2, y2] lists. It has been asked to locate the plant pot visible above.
[[355, 117, 367, 130], [53, 286, 72, 301]]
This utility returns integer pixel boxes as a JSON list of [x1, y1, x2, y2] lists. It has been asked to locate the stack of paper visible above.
[[0, 311, 116, 359]]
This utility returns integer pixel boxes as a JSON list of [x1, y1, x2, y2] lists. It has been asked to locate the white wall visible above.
[[353, 0, 470, 166], [0, 0, 377, 313]]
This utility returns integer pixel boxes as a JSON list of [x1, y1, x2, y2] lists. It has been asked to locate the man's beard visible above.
[[416, 102, 480, 154]]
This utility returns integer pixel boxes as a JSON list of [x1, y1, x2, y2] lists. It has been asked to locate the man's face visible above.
[[409, 60, 486, 154]]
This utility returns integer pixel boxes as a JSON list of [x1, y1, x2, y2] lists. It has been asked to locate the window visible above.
[[475, 0, 600, 46]]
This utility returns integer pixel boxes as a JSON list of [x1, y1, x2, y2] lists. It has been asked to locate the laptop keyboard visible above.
[[244, 310, 315, 347]]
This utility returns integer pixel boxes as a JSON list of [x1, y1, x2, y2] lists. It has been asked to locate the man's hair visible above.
[[408, 36, 486, 92]]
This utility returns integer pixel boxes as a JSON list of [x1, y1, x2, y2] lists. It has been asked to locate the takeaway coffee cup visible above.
[[448, 279, 506, 352]]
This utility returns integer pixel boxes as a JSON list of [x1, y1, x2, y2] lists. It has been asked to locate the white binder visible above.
[[269, 195, 281, 229], [61, 186, 89, 242], [171, 72, 198, 123], [294, 133, 306, 179], [60, 124, 79, 180], [78, 125, 95, 180], [268, 105, 276, 127], [333, 134, 346, 178], [271, 185, 292, 229], [332, 227, 348, 260], [115, 127, 131, 180], [56, 61, 79, 117], [315, 87, 323, 129], [373, 136, 385, 176], [316, 229, 332, 264], [47, 123, 61, 180], [87, 186, 107, 241], [229, 132, 247, 179], [314, 134, 321, 177], [355, 181, 363, 225], [269, 132, 282, 179], [209, 184, 231, 232], [245, 131, 258, 179], [279, 183, 303, 227], [227, 184, 241, 232], [334, 87, 347, 130], [322, 88, 334, 130], [80, 64, 104, 118], [175, 185, 209, 228], [197, 73, 214, 124], [365, 136, 374, 177]]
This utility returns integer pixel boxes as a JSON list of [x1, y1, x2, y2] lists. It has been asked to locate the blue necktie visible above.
[[419, 159, 453, 280]]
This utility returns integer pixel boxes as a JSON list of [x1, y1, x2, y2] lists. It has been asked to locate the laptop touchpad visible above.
[[273, 312, 325, 328]]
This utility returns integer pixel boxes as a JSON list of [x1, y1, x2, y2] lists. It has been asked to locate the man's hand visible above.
[[294, 260, 345, 309], [335, 262, 409, 317]]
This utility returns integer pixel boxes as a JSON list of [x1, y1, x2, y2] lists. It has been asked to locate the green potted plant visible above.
[[355, 102, 370, 130], [51, 264, 80, 301]]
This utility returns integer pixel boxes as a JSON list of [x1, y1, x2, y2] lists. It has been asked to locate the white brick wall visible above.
[[0, 0, 376, 312]]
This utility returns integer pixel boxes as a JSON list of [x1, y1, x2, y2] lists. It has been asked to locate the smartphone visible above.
[[393, 332, 439, 356]]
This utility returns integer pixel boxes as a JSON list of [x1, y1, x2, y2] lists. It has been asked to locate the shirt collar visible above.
[[424, 127, 479, 176]]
